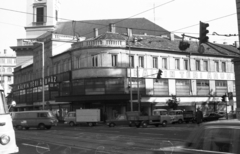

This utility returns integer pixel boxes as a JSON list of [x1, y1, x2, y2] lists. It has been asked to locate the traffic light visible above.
[[179, 41, 190, 51], [221, 94, 226, 102], [199, 21, 209, 44], [156, 69, 162, 79]]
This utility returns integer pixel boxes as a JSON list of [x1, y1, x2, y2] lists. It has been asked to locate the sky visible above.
[[0, 0, 238, 52]]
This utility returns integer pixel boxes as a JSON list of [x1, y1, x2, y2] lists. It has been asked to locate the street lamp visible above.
[[23, 40, 45, 110]]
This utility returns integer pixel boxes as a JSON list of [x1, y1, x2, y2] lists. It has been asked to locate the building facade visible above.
[[0, 49, 16, 97], [11, 0, 239, 121]]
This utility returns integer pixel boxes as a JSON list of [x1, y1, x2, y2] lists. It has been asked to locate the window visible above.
[[7, 59, 11, 64], [203, 61, 208, 71], [130, 56, 134, 67], [214, 61, 219, 72], [175, 59, 180, 70], [68, 59, 71, 70], [196, 60, 200, 71], [162, 58, 167, 69], [7, 67, 11, 72], [7, 76, 11, 82], [92, 56, 98, 67], [112, 55, 117, 67], [176, 80, 190, 95], [153, 57, 158, 68], [153, 79, 169, 95], [36, 7, 44, 22], [139, 56, 144, 68], [222, 62, 226, 72], [215, 80, 227, 96], [38, 113, 48, 117], [183, 59, 188, 70], [197, 80, 209, 95]]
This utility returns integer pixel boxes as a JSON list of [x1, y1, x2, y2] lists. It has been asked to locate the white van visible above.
[[168, 110, 184, 124], [12, 110, 58, 130]]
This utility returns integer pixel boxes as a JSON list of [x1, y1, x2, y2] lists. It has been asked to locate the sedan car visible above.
[[106, 114, 132, 127], [154, 119, 240, 154], [202, 112, 223, 122]]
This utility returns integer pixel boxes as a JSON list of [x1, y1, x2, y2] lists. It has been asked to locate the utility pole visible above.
[[137, 66, 140, 112]]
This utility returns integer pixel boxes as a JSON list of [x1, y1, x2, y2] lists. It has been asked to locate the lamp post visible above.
[[23, 40, 45, 110], [128, 39, 133, 111]]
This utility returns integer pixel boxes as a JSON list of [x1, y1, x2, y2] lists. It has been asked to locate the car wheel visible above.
[[129, 122, 133, 127], [185, 121, 189, 124], [17, 125, 23, 130], [69, 121, 75, 127], [38, 123, 45, 130], [110, 123, 115, 127], [25, 127, 30, 130], [88, 122, 93, 127], [178, 119, 183, 124], [141, 122, 148, 128], [162, 121, 167, 127], [45, 126, 51, 130]]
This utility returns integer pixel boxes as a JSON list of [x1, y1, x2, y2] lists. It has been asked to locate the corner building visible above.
[[11, 0, 239, 120]]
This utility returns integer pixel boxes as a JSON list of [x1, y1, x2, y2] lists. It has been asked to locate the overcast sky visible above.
[[0, 0, 238, 52]]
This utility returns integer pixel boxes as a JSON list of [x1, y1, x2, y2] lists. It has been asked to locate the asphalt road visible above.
[[15, 123, 198, 154]]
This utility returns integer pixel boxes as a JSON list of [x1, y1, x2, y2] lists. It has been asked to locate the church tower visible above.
[[25, 0, 61, 38]]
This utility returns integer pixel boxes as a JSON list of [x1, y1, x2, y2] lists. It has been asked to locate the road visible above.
[[15, 123, 198, 154]]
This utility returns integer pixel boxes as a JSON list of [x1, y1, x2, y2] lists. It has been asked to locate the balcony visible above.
[[17, 39, 38, 46]]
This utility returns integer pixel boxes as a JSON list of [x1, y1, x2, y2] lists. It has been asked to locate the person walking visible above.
[[196, 108, 203, 126]]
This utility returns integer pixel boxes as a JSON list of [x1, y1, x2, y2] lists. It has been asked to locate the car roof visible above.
[[203, 119, 240, 126], [153, 109, 167, 111], [13, 110, 50, 113]]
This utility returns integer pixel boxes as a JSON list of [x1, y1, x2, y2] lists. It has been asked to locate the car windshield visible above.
[[48, 112, 55, 118], [0, 91, 8, 114], [185, 125, 239, 153]]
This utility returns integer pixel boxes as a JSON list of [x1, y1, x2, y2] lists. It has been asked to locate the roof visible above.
[[95, 32, 126, 40], [55, 18, 173, 39], [126, 34, 240, 57]]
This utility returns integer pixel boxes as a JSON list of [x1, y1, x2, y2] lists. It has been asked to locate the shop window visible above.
[[105, 78, 124, 94]]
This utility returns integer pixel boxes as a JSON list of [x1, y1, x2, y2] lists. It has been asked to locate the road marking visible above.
[[99, 130, 119, 133], [22, 143, 50, 150], [139, 133, 163, 136]]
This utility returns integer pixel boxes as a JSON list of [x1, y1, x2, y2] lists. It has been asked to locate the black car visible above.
[[155, 119, 240, 154], [202, 112, 223, 122]]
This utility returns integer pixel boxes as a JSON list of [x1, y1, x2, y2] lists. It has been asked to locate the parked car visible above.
[[183, 110, 195, 123], [228, 111, 236, 119], [202, 112, 222, 122], [12, 110, 58, 130], [168, 110, 184, 124], [155, 119, 240, 154], [216, 111, 226, 118], [106, 114, 132, 127]]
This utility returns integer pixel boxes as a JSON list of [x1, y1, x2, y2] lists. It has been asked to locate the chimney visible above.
[[223, 42, 228, 45], [143, 33, 147, 35], [213, 41, 216, 43], [127, 28, 132, 37], [109, 23, 115, 33], [94, 28, 98, 38], [234, 41, 239, 48], [170, 33, 174, 41]]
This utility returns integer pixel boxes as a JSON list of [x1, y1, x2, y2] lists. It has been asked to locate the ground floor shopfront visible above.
[[13, 95, 236, 122]]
